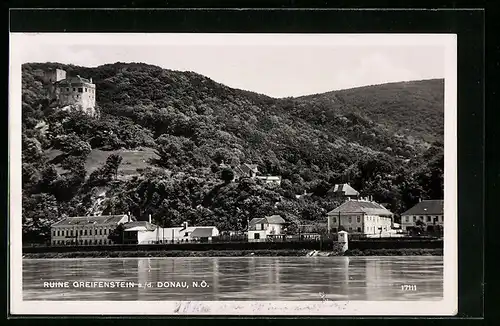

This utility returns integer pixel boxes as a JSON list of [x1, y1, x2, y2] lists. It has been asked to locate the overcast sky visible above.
[[14, 34, 448, 98]]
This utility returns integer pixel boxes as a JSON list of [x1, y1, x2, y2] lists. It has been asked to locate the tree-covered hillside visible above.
[[21, 62, 444, 243], [297, 79, 444, 143]]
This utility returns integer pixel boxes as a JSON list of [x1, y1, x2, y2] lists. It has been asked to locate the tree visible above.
[[108, 223, 125, 244], [220, 168, 234, 184], [22, 193, 59, 244], [104, 153, 123, 180]]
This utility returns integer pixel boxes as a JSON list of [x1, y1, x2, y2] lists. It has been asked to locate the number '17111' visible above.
[[401, 285, 417, 291]]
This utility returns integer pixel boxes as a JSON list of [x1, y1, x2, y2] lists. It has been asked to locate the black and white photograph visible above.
[[9, 32, 457, 315]]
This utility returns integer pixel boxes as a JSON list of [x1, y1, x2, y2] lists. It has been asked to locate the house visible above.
[[326, 199, 394, 235], [234, 163, 259, 179], [122, 217, 158, 244], [137, 222, 219, 244], [327, 183, 360, 201], [401, 199, 444, 233], [50, 214, 133, 246], [256, 176, 282, 186], [189, 227, 219, 242], [248, 215, 286, 242]]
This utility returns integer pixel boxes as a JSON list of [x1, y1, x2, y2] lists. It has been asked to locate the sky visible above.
[[14, 34, 448, 98]]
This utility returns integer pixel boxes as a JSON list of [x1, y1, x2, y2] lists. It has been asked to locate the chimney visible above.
[[127, 212, 131, 222], [90, 77, 93, 83], [419, 198, 422, 202], [148, 214, 151, 224]]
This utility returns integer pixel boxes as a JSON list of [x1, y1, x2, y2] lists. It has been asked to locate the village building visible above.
[[44, 68, 97, 117], [122, 218, 158, 244], [327, 183, 360, 201], [50, 214, 133, 246], [326, 198, 394, 235], [225, 162, 282, 186], [136, 222, 220, 244], [400, 199, 444, 233], [256, 176, 282, 186], [233, 163, 259, 179], [248, 215, 286, 242]]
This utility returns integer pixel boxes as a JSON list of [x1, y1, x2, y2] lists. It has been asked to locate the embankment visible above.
[[23, 248, 443, 259]]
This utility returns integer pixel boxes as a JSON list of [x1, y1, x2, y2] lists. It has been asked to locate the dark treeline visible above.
[[21, 62, 444, 244]]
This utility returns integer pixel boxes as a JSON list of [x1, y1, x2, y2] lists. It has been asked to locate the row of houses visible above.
[[50, 194, 443, 246]]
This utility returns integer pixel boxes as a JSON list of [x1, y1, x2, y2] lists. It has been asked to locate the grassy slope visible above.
[[46, 147, 158, 177]]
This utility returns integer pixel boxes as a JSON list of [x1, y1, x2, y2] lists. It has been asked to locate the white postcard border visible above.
[[9, 33, 458, 316]]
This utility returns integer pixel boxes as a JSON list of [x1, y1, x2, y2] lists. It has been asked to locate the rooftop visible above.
[[327, 200, 393, 216], [52, 215, 132, 227], [329, 183, 359, 196], [189, 227, 217, 238], [249, 215, 286, 226], [56, 75, 94, 86], [123, 221, 157, 232], [401, 200, 444, 216]]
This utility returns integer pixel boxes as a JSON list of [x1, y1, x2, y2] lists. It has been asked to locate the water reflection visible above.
[[23, 256, 443, 301]]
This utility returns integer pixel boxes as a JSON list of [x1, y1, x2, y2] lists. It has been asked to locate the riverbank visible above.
[[23, 248, 443, 259]]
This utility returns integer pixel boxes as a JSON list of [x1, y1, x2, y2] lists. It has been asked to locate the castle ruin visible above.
[[44, 68, 98, 117]]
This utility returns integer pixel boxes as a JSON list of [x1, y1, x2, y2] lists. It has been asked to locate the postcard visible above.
[[9, 32, 457, 316]]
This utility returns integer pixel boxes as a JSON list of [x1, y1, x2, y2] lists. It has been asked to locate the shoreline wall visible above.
[[23, 239, 443, 254]]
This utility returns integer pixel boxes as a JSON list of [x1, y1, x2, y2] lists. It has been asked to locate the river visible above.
[[23, 256, 443, 301]]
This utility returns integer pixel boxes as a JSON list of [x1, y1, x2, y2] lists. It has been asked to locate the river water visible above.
[[23, 256, 443, 301]]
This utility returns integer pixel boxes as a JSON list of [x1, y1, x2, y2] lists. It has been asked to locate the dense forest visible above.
[[21, 62, 444, 243]]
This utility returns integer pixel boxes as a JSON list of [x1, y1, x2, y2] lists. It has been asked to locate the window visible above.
[[254, 233, 260, 239], [79, 230, 83, 236], [84, 229, 87, 236], [348, 227, 352, 231], [95, 229, 98, 235], [332, 217, 336, 223], [70, 230, 74, 236], [104, 229, 107, 235], [66, 88, 69, 91], [73, 88, 76, 91], [357, 217, 361, 223], [413, 216, 416, 222], [427, 216, 431, 222], [84, 88, 87, 92], [57, 230, 60, 236], [99, 239, 102, 244], [348, 217, 352, 223], [99, 229, 102, 235], [357, 227, 362, 232], [78, 88, 83, 92], [184, 232, 189, 237], [405, 216, 409, 222]]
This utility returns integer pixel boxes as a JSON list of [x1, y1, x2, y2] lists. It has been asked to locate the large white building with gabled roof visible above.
[[326, 199, 394, 235], [50, 214, 133, 246]]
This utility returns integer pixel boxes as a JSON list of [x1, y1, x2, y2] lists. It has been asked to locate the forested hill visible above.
[[21, 62, 444, 243], [296, 79, 444, 143]]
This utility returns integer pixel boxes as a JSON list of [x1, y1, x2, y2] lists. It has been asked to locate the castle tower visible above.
[[51, 72, 97, 117], [44, 68, 67, 84]]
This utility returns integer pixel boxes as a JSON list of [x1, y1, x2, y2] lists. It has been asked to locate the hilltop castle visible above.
[[44, 68, 98, 117]]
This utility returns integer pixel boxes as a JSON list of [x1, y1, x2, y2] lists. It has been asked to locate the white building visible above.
[[51, 214, 132, 246], [326, 199, 394, 235], [248, 215, 286, 242], [400, 199, 444, 232], [136, 222, 219, 244], [256, 176, 282, 186]]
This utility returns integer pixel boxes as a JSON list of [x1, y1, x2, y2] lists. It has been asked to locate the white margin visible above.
[[9, 33, 458, 316]]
